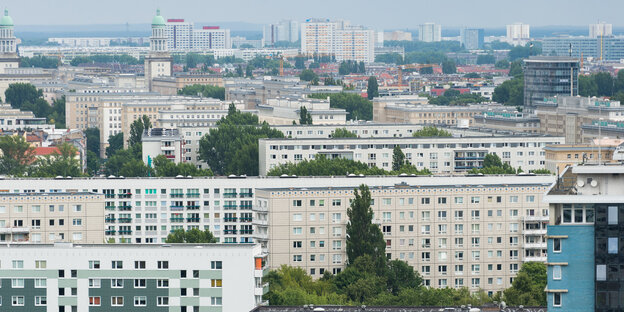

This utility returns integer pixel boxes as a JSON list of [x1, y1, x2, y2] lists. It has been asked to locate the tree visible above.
[[346, 184, 386, 273], [503, 262, 547, 306], [86, 150, 100, 175], [367, 76, 379, 100], [299, 69, 318, 82], [49, 97, 66, 128], [386, 260, 422, 295], [0, 135, 35, 176], [476, 54, 496, 64], [294, 56, 305, 69], [594, 72, 614, 96], [152, 155, 212, 177], [495, 59, 510, 69], [308, 93, 373, 121], [105, 133, 123, 158], [412, 126, 452, 137], [483, 153, 503, 168], [332, 128, 357, 138], [392, 146, 405, 171], [508, 60, 523, 77], [5, 83, 42, 109], [20, 56, 59, 68], [128, 115, 152, 147], [492, 77, 524, 106], [178, 84, 226, 100], [441, 59, 456, 74], [299, 106, 312, 125], [85, 128, 100, 157], [30, 143, 82, 177], [165, 228, 217, 243], [469, 153, 517, 174]]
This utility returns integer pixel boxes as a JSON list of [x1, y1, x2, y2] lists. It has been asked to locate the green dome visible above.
[[151, 9, 165, 26], [0, 9, 13, 27]]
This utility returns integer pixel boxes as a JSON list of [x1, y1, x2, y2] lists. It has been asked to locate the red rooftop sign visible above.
[[203, 26, 220, 29], [167, 19, 185, 23]]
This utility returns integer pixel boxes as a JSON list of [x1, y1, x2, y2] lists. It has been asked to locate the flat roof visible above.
[[0, 243, 257, 249], [572, 164, 624, 174]]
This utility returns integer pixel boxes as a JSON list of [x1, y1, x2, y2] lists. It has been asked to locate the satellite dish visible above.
[[590, 180, 598, 188], [577, 180, 585, 187]]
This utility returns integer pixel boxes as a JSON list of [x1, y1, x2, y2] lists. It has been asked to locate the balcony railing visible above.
[[224, 229, 237, 234], [186, 218, 200, 222], [170, 205, 185, 211], [186, 205, 200, 210], [240, 229, 254, 234], [186, 193, 200, 198], [105, 218, 116, 223], [239, 217, 253, 222], [239, 192, 253, 198], [170, 194, 185, 198], [105, 230, 116, 235], [223, 217, 237, 222], [170, 217, 184, 222], [118, 230, 132, 234], [117, 205, 132, 211], [223, 192, 237, 198], [223, 204, 237, 209], [239, 204, 253, 210], [118, 218, 132, 223], [105, 205, 116, 210], [118, 193, 132, 199]]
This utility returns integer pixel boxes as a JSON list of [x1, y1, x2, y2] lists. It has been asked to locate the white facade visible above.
[[192, 27, 232, 50], [258, 136, 564, 175], [418, 23, 442, 42], [165, 19, 193, 50], [142, 128, 184, 164], [589, 22, 612, 38], [301, 19, 375, 63], [260, 97, 347, 125], [263, 20, 299, 45], [0, 243, 266, 312], [506, 23, 530, 40]]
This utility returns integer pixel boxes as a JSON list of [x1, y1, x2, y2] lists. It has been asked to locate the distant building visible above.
[[543, 140, 622, 173], [301, 19, 375, 63], [473, 111, 540, 134], [263, 20, 299, 46], [142, 128, 184, 165], [460, 28, 484, 50], [0, 9, 19, 74], [151, 73, 223, 96], [165, 18, 231, 51], [418, 23, 441, 42], [144, 10, 173, 92], [258, 96, 347, 125], [523, 56, 579, 114], [589, 22, 612, 38], [384, 30, 413, 42], [541, 36, 624, 61], [506, 23, 530, 40], [165, 19, 193, 50]]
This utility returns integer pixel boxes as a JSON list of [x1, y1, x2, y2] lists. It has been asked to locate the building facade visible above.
[[257, 174, 553, 294], [523, 57, 579, 114], [506, 23, 530, 40], [0, 9, 19, 74], [258, 135, 564, 175], [145, 10, 173, 92], [589, 22, 612, 38], [460, 28, 484, 50], [300, 19, 375, 63], [541, 36, 624, 61], [418, 23, 441, 42], [263, 20, 300, 46], [0, 243, 266, 311]]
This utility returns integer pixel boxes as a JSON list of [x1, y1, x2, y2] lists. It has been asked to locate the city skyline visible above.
[[4, 0, 624, 29]]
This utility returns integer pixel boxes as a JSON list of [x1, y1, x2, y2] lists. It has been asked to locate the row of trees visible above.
[[0, 136, 82, 177], [308, 93, 373, 121], [20, 56, 59, 68], [338, 61, 366, 75], [5, 83, 66, 128], [579, 71, 624, 101], [70, 54, 142, 66], [177, 84, 226, 101], [468, 153, 551, 175], [428, 89, 486, 106]]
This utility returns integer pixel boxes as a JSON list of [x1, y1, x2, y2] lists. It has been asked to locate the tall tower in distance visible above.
[[0, 9, 19, 74], [144, 9, 173, 92]]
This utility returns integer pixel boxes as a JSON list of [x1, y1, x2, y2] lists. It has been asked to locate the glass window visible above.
[[553, 265, 561, 280], [608, 237, 618, 254], [597, 264, 607, 281], [553, 293, 562, 307], [553, 238, 561, 252], [563, 208, 572, 223], [608, 206, 618, 225]]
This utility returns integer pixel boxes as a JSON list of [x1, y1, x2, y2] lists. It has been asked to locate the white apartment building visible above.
[[263, 20, 300, 46], [258, 135, 564, 175], [259, 97, 347, 125], [301, 19, 375, 63], [0, 243, 267, 311], [418, 23, 441, 42], [166, 19, 194, 50], [589, 22, 612, 38], [142, 128, 184, 165], [506, 23, 530, 40], [256, 174, 553, 294], [165, 18, 232, 51], [0, 192, 104, 244], [0, 104, 50, 130]]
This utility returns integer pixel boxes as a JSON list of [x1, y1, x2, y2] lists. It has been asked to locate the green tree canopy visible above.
[[502, 262, 547, 306], [105, 133, 124, 158], [367, 76, 379, 100], [165, 228, 217, 243], [30, 143, 82, 177], [476, 54, 496, 64], [441, 59, 456, 74], [0, 135, 35, 176], [308, 93, 372, 121], [152, 154, 213, 177], [178, 84, 226, 100], [392, 146, 405, 171], [332, 128, 357, 138], [299, 106, 312, 125], [346, 185, 386, 272], [299, 69, 318, 82], [5, 83, 43, 109], [128, 115, 152, 147], [412, 126, 452, 137], [492, 77, 524, 106]]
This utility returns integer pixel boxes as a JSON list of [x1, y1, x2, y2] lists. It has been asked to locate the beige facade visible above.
[[0, 192, 105, 244], [151, 74, 224, 96], [373, 99, 488, 127], [256, 178, 551, 293], [544, 143, 620, 173]]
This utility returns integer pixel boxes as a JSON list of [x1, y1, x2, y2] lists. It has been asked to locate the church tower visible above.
[[144, 9, 172, 91], [0, 9, 19, 73]]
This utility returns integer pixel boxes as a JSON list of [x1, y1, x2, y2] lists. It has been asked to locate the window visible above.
[[553, 293, 562, 307], [134, 279, 146, 288], [597, 264, 606, 281], [89, 260, 100, 269], [211, 297, 222, 306], [134, 261, 146, 269], [89, 296, 101, 306], [157, 261, 169, 269], [12, 260, 23, 269], [88, 279, 100, 288], [608, 206, 618, 225], [608, 237, 618, 254], [111, 279, 124, 288], [11, 279, 24, 288], [157, 296, 169, 306], [134, 296, 147, 307], [553, 265, 562, 280], [454, 197, 463, 204], [111, 261, 123, 269], [111, 296, 124, 306], [211, 279, 223, 287], [157, 279, 169, 288], [34, 278, 47, 288], [211, 261, 222, 269], [12, 296, 24, 306], [35, 260, 46, 269]]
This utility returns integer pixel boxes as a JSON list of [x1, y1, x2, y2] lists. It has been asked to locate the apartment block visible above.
[[0, 192, 104, 244], [258, 135, 564, 175], [473, 111, 540, 133], [543, 165, 624, 311], [256, 174, 553, 294], [418, 23, 441, 42], [301, 19, 375, 63], [151, 73, 224, 96], [0, 243, 266, 311]]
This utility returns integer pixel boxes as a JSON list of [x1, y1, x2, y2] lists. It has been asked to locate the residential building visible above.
[[473, 111, 540, 133], [0, 68, 55, 101], [0, 243, 267, 311], [523, 57, 579, 114], [506, 23, 530, 40], [543, 140, 622, 173], [541, 37, 624, 61], [258, 97, 347, 125], [263, 20, 299, 46], [301, 19, 375, 63], [142, 128, 184, 165], [165, 19, 193, 50], [192, 27, 232, 50], [256, 174, 554, 293], [0, 192, 104, 244], [251, 306, 546, 312], [385, 30, 413, 42], [47, 37, 148, 47], [543, 165, 624, 311], [258, 135, 564, 175], [589, 22, 612, 38], [165, 19, 231, 51], [145, 10, 173, 92], [0, 104, 49, 130], [151, 73, 224, 96], [418, 23, 441, 42], [460, 28, 484, 50], [0, 9, 19, 74]]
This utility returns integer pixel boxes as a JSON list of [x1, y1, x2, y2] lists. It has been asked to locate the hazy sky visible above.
[[7, 0, 624, 29]]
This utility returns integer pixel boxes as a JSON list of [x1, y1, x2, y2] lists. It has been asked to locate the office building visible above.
[[506, 23, 530, 40], [543, 165, 624, 311], [301, 19, 375, 63], [145, 10, 173, 92], [523, 57, 579, 114], [258, 97, 347, 125], [541, 37, 624, 61], [258, 135, 563, 175], [151, 73, 224, 96], [460, 28, 484, 50], [418, 23, 441, 42], [257, 174, 554, 293], [263, 20, 300, 46], [0, 243, 267, 311], [165, 19, 193, 50], [589, 22, 612, 38], [0, 9, 19, 74]]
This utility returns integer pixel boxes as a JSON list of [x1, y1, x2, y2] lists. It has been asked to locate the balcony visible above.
[[223, 217, 237, 222], [253, 205, 267, 212], [170, 205, 185, 211], [223, 192, 237, 198], [117, 205, 132, 211], [105, 194, 116, 199], [170, 194, 185, 198], [105, 218, 116, 223], [0, 227, 30, 234], [186, 205, 200, 210], [118, 230, 132, 235], [239, 217, 253, 222], [170, 217, 184, 223], [186, 193, 200, 198], [223, 204, 237, 209], [118, 218, 132, 223], [240, 229, 254, 234], [105, 205, 116, 210], [523, 215, 549, 222], [105, 230, 116, 235], [524, 242, 547, 249], [523, 229, 547, 236], [118, 193, 132, 199], [253, 219, 268, 226], [186, 218, 200, 223], [224, 229, 237, 234], [239, 192, 253, 198], [239, 204, 253, 210], [523, 256, 547, 262]]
